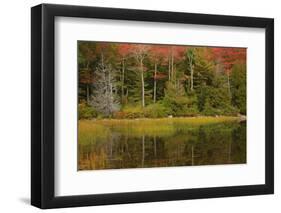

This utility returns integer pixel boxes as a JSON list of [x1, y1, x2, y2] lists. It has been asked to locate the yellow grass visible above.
[[78, 116, 241, 144]]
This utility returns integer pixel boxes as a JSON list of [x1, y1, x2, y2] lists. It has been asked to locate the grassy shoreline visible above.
[[80, 116, 244, 124], [78, 116, 245, 145]]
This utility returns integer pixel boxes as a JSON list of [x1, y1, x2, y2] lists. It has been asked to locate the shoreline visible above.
[[79, 116, 246, 128], [81, 115, 246, 122]]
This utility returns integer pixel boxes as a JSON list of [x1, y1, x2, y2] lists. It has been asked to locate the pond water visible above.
[[78, 120, 246, 170]]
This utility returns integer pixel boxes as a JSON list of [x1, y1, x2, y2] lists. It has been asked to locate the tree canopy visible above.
[[78, 41, 246, 119]]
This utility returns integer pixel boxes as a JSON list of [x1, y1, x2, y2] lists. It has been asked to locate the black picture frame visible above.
[[31, 3, 274, 209]]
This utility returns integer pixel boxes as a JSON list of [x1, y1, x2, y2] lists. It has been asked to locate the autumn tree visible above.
[[117, 44, 132, 103], [78, 41, 97, 104], [131, 44, 150, 107], [78, 41, 246, 118], [149, 45, 168, 103], [211, 48, 246, 97]]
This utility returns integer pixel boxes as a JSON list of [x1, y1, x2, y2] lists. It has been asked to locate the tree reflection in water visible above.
[[78, 122, 246, 170]]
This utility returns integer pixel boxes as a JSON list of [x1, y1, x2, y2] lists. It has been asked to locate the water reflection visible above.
[[78, 122, 246, 170]]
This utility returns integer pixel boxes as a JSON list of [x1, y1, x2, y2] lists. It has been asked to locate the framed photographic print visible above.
[[31, 3, 274, 209]]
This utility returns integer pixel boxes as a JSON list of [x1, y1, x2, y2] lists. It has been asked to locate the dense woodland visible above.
[[78, 41, 246, 119]]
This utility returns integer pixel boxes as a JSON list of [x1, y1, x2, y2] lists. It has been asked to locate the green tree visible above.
[[163, 82, 198, 116], [230, 63, 246, 114]]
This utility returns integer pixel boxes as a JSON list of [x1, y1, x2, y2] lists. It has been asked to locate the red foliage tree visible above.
[[211, 47, 246, 72], [210, 47, 246, 96]]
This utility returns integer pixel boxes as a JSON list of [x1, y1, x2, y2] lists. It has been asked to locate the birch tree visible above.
[[150, 46, 167, 103], [187, 48, 195, 91], [153, 63, 157, 103], [132, 45, 149, 107]]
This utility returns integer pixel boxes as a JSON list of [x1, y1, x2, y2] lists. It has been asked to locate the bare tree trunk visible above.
[[168, 56, 171, 81], [190, 63, 194, 91], [121, 58, 125, 101], [101, 53, 109, 114], [108, 60, 114, 116], [174, 64, 178, 88], [125, 88, 128, 104], [187, 52, 194, 92], [133, 45, 148, 107], [86, 61, 90, 104], [101, 53, 105, 70], [108, 63, 112, 96], [153, 63, 157, 103], [227, 71, 231, 97], [140, 58, 145, 107], [176, 80, 180, 96]]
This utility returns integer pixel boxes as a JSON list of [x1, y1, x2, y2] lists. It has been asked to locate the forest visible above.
[[78, 41, 246, 119]]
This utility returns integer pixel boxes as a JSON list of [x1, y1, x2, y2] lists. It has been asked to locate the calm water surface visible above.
[[78, 121, 246, 170]]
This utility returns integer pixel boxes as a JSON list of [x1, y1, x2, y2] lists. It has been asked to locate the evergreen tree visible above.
[[230, 63, 246, 114], [78, 42, 246, 118]]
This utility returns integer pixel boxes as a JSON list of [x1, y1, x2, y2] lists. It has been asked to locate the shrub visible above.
[[198, 86, 239, 116], [143, 103, 171, 118], [113, 103, 173, 119], [239, 105, 246, 115], [115, 105, 144, 119], [112, 111, 127, 119], [78, 102, 97, 119], [202, 98, 238, 116], [178, 106, 199, 117], [163, 94, 198, 117], [221, 104, 239, 116], [202, 106, 221, 116]]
